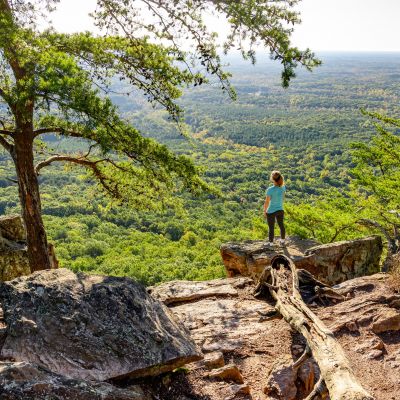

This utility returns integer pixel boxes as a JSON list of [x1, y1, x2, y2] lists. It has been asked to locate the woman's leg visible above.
[[266, 213, 275, 242], [276, 210, 285, 239]]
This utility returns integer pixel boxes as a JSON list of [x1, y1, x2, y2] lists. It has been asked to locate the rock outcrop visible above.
[[221, 235, 382, 285], [324, 273, 400, 335], [0, 214, 58, 281], [153, 273, 400, 400], [0, 269, 202, 382], [170, 279, 274, 355], [0, 361, 148, 400], [156, 276, 293, 398], [0, 241, 30, 282]]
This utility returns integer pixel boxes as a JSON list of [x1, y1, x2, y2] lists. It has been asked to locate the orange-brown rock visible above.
[[208, 364, 244, 384], [371, 308, 400, 334], [263, 355, 298, 400]]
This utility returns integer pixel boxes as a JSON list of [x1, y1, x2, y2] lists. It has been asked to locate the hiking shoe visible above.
[[265, 241, 274, 249], [278, 239, 286, 246]]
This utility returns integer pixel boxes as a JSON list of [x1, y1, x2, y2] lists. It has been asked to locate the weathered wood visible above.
[[268, 254, 374, 400], [304, 377, 328, 400], [254, 266, 345, 306]]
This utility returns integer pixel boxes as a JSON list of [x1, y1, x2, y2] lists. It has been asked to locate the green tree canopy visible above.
[[0, 0, 319, 271], [351, 111, 400, 258], [283, 110, 400, 268]]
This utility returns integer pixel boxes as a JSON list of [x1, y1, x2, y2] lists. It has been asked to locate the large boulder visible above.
[[0, 361, 147, 400], [171, 293, 277, 354], [220, 236, 383, 285], [0, 269, 202, 381], [0, 215, 58, 281]]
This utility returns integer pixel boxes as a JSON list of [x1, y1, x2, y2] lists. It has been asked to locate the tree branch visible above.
[[329, 224, 354, 243], [0, 134, 13, 153], [35, 155, 106, 174], [357, 218, 398, 257], [34, 154, 123, 200], [33, 127, 86, 138], [357, 218, 392, 243], [268, 255, 375, 400], [0, 129, 14, 136]]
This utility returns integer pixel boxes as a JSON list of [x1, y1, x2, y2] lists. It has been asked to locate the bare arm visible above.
[[263, 196, 270, 217]]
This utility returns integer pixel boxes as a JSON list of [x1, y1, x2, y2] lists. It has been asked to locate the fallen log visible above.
[[254, 267, 346, 306], [264, 254, 374, 400]]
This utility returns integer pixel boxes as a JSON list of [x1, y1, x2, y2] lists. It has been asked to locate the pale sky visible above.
[[50, 0, 400, 52]]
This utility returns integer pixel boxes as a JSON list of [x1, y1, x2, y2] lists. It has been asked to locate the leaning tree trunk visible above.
[[267, 255, 374, 400], [12, 133, 51, 272]]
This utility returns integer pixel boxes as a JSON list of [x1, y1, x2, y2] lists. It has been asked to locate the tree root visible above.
[[260, 255, 375, 400], [292, 346, 311, 370], [304, 377, 328, 400]]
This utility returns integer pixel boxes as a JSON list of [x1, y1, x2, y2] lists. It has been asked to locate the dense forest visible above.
[[1, 52, 399, 285]]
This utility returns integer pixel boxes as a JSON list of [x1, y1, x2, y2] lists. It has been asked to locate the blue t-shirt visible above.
[[266, 185, 286, 214]]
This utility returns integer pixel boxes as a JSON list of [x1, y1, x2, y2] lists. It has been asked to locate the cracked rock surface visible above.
[[0, 268, 202, 381]]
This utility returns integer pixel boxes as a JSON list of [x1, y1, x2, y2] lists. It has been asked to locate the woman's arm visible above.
[[263, 196, 270, 217]]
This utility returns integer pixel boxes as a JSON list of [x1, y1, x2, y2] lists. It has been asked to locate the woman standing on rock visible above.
[[263, 170, 286, 247]]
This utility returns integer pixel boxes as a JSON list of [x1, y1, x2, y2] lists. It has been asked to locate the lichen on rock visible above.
[[0, 268, 202, 381]]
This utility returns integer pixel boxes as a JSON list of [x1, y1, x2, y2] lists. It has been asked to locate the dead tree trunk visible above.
[[267, 254, 374, 400]]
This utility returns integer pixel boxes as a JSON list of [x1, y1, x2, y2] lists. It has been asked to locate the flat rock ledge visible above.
[[156, 273, 400, 399], [0, 269, 202, 382], [149, 277, 253, 305], [220, 235, 383, 285]]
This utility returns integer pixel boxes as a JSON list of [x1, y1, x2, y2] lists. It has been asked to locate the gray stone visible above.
[[366, 350, 383, 360], [0, 361, 147, 400], [149, 277, 252, 305], [171, 297, 275, 354], [226, 384, 251, 398], [371, 308, 400, 334], [304, 235, 383, 284], [291, 344, 305, 356], [0, 269, 202, 381], [0, 214, 26, 242], [204, 351, 225, 370]]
